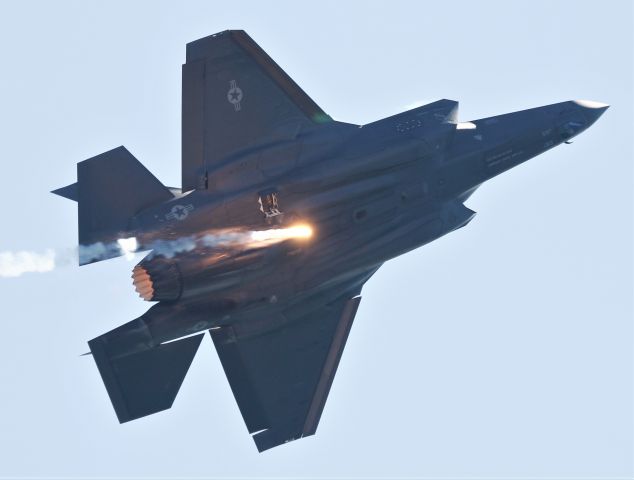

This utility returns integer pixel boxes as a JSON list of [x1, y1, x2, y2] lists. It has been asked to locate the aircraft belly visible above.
[[58, 28, 608, 450]]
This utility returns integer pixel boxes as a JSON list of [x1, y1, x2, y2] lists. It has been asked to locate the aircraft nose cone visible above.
[[573, 99, 610, 120], [558, 100, 608, 141]]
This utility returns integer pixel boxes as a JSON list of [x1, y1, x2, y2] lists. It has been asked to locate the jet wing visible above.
[[210, 292, 362, 452], [182, 30, 333, 191]]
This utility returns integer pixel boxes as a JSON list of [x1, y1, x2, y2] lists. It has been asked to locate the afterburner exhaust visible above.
[[132, 265, 154, 301]]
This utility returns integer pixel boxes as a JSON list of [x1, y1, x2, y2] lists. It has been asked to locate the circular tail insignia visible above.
[[227, 80, 243, 111]]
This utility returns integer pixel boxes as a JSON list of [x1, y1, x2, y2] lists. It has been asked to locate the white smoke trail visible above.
[[0, 249, 56, 278], [0, 224, 313, 278], [0, 241, 146, 277], [145, 237, 197, 259]]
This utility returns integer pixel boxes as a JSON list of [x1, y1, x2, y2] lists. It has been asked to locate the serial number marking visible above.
[[396, 118, 424, 133], [484, 149, 525, 168]]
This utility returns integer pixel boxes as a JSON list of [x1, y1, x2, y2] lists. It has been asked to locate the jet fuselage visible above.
[[53, 30, 608, 451], [129, 98, 606, 345]]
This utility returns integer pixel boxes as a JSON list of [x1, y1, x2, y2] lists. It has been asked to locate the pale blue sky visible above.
[[0, 0, 632, 478]]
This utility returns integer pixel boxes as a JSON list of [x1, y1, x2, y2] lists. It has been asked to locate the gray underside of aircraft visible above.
[[52, 30, 608, 452]]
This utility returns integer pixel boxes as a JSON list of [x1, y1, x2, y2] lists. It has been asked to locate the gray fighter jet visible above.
[[52, 30, 608, 452]]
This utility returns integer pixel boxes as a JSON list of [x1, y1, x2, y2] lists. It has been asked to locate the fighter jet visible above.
[[52, 30, 608, 452]]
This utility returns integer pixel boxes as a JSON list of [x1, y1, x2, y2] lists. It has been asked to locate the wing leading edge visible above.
[[210, 294, 362, 452]]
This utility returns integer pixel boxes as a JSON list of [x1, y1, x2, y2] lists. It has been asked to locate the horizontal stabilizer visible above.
[[51, 183, 78, 201], [77, 147, 173, 249], [89, 325, 204, 423], [53, 146, 174, 265]]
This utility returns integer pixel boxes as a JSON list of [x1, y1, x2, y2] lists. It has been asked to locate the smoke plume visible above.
[[0, 224, 313, 278], [0, 249, 56, 278]]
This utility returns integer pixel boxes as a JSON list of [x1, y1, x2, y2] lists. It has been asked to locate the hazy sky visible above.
[[0, 0, 632, 478]]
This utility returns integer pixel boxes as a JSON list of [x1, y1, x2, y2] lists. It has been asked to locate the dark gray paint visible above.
[[53, 30, 608, 452]]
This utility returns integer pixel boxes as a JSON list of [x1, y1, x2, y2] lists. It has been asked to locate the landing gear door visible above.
[[557, 109, 587, 143]]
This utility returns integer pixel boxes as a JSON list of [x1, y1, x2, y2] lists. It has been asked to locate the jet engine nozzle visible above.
[[132, 260, 182, 302], [132, 265, 154, 301]]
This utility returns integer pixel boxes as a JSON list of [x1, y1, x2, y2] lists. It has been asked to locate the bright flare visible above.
[[250, 224, 313, 243], [117, 237, 138, 260]]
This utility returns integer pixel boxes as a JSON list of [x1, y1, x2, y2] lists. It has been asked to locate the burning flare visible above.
[[249, 224, 313, 244], [117, 237, 138, 260]]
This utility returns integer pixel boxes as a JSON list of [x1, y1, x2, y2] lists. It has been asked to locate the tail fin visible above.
[[53, 146, 173, 265], [88, 314, 204, 423]]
